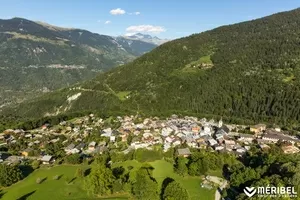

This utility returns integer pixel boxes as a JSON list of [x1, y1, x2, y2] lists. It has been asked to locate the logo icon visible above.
[[244, 187, 257, 197]]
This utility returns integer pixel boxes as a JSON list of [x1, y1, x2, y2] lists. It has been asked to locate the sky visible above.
[[0, 0, 300, 39]]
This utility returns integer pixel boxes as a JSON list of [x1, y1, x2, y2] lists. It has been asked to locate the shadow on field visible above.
[[57, 174, 64, 180], [16, 190, 36, 200], [20, 165, 34, 178], [160, 177, 175, 199], [40, 177, 47, 184], [84, 168, 91, 177], [0, 190, 6, 198], [69, 177, 77, 184]]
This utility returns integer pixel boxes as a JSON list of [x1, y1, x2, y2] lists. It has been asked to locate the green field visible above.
[[113, 160, 215, 200], [3, 160, 215, 200], [1, 165, 128, 200], [116, 91, 131, 101]]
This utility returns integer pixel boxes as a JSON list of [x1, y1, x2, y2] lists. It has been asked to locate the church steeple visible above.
[[218, 118, 223, 128]]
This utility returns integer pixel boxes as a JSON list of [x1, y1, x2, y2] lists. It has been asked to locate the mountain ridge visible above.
[[4, 8, 300, 128], [0, 17, 158, 107], [121, 33, 169, 45]]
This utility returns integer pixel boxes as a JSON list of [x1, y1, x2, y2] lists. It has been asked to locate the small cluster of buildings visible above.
[[0, 114, 300, 165]]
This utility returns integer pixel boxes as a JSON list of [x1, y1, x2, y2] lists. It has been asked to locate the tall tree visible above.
[[0, 164, 23, 187], [84, 163, 114, 196], [163, 181, 189, 200], [175, 157, 188, 176], [132, 167, 158, 200]]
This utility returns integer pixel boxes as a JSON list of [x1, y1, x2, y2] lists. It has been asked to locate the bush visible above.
[[76, 168, 84, 178], [64, 154, 82, 164], [36, 177, 42, 184], [31, 160, 41, 169]]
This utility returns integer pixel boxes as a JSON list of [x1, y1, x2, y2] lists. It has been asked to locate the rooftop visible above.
[[177, 148, 191, 156]]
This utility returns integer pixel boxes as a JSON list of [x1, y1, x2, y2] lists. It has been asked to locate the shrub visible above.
[[31, 160, 41, 169], [36, 177, 42, 184]]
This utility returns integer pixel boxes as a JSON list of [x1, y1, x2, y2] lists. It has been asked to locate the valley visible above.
[[1, 3, 300, 200], [0, 18, 161, 107]]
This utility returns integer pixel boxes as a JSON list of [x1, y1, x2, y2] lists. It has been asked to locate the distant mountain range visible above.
[[121, 33, 169, 45], [5, 8, 300, 128], [0, 18, 159, 107]]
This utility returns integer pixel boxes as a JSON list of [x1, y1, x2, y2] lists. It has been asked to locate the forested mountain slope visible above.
[[4, 9, 300, 126], [0, 18, 157, 106]]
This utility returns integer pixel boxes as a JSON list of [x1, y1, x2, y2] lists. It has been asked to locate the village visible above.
[[0, 114, 300, 165]]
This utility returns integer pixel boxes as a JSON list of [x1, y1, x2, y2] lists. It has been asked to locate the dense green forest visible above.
[[3, 9, 300, 128]]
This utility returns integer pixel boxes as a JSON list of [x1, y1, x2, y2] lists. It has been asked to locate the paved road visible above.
[[205, 176, 227, 200], [215, 180, 228, 200]]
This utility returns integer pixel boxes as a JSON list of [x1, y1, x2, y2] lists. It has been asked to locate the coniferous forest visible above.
[[3, 9, 300, 129]]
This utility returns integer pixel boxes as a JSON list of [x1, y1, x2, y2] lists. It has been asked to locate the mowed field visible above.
[[113, 160, 215, 200], [1, 165, 128, 200], [2, 160, 215, 200]]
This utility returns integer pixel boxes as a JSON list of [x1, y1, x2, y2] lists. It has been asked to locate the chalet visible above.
[[281, 145, 300, 154], [238, 134, 255, 142], [143, 132, 153, 139], [200, 125, 212, 136], [94, 146, 108, 154], [216, 129, 227, 136], [165, 137, 173, 143], [65, 143, 75, 152], [177, 148, 191, 157], [21, 148, 33, 157], [262, 130, 300, 144], [261, 134, 279, 143], [163, 143, 171, 152], [274, 127, 281, 132], [208, 138, 218, 147], [192, 127, 200, 135], [34, 140, 40, 145], [75, 143, 85, 151], [3, 129, 14, 134], [41, 124, 50, 130], [219, 125, 230, 134], [215, 145, 224, 151], [88, 141, 96, 151], [24, 134, 32, 139], [65, 145, 80, 154], [173, 140, 181, 147], [110, 136, 116, 143], [120, 134, 128, 142], [198, 141, 207, 149], [215, 133, 224, 143], [224, 140, 236, 145], [250, 124, 266, 134], [131, 142, 149, 149], [41, 155, 54, 164]]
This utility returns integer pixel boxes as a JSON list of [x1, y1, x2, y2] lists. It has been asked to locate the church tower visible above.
[[218, 118, 223, 128]]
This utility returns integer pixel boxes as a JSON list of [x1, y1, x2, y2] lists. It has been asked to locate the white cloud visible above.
[[104, 20, 111, 24], [110, 8, 126, 15], [129, 11, 141, 15], [126, 25, 166, 33]]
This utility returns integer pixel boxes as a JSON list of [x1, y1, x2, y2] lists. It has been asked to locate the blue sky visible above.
[[0, 0, 299, 39]]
